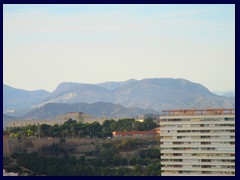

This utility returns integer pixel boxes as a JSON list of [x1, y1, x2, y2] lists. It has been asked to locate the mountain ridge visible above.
[[3, 84, 50, 111], [3, 78, 235, 115]]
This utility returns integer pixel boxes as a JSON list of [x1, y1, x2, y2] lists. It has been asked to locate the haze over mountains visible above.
[[3, 84, 50, 111], [212, 90, 235, 97], [3, 78, 235, 120], [3, 114, 19, 128]]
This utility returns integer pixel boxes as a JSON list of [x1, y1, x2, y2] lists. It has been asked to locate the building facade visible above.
[[159, 108, 235, 176]]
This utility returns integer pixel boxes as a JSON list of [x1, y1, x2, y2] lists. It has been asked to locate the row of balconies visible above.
[[160, 156, 235, 160], [161, 167, 235, 172], [161, 172, 234, 176], [161, 126, 234, 130], [161, 161, 235, 166], [161, 137, 235, 141], [161, 131, 235, 135], [161, 148, 235, 152], [160, 118, 235, 125], [160, 121, 235, 129], [160, 150, 235, 154], [160, 114, 234, 119], [161, 141, 234, 145], [160, 132, 235, 136], [160, 144, 235, 148]]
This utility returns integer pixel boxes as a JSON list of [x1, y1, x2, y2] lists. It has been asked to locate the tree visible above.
[[144, 162, 161, 176], [134, 164, 142, 176], [39, 124, 51, 138], [120, 139, 138, 151], [139, 148, 160, 159], [143, 118, 157, 130], [88, 121, 102, 137], [102, 120, 115, 138], [26, 129, 34, 136]]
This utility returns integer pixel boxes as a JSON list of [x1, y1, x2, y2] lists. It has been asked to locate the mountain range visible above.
[[3, 78, 235, 120], [3, 84, 50, 113]]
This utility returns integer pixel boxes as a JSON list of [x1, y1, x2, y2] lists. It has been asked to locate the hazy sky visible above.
[[3, 4, 235, 92]]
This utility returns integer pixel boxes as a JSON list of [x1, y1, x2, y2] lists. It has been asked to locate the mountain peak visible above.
[[4, 78, 235, 116]]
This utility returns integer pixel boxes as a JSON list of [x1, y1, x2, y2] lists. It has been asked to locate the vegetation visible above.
[[4, 144, 162, 176], [4, 118, 161, 176], [5, 118, 158, 139]]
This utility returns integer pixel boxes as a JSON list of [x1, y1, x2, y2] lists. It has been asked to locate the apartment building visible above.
[[159, 108, 235, 176]]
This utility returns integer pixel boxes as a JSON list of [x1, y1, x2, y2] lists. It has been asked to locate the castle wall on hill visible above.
[[3, 136, 101, 157]]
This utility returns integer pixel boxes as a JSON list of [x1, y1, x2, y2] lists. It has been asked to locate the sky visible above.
[[3, 4, 235, 92]]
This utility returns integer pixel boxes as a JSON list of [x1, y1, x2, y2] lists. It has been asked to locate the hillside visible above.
[[22, 102, 158, 120]]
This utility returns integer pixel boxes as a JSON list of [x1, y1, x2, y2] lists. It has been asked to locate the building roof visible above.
[[161, 108, 235, 116]]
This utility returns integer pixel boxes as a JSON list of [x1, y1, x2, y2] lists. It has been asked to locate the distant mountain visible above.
[[3, 78, 235, 115], [37, 78, 235, 111], [39, 82, 110, 106], [22, 102, 157, 120], [212, 90, 235, 97], [3, 84, 50, 112], [97, 79, 138, 90]]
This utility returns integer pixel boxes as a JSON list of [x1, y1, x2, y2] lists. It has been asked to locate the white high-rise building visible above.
[[159, 108, 235, 176]]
